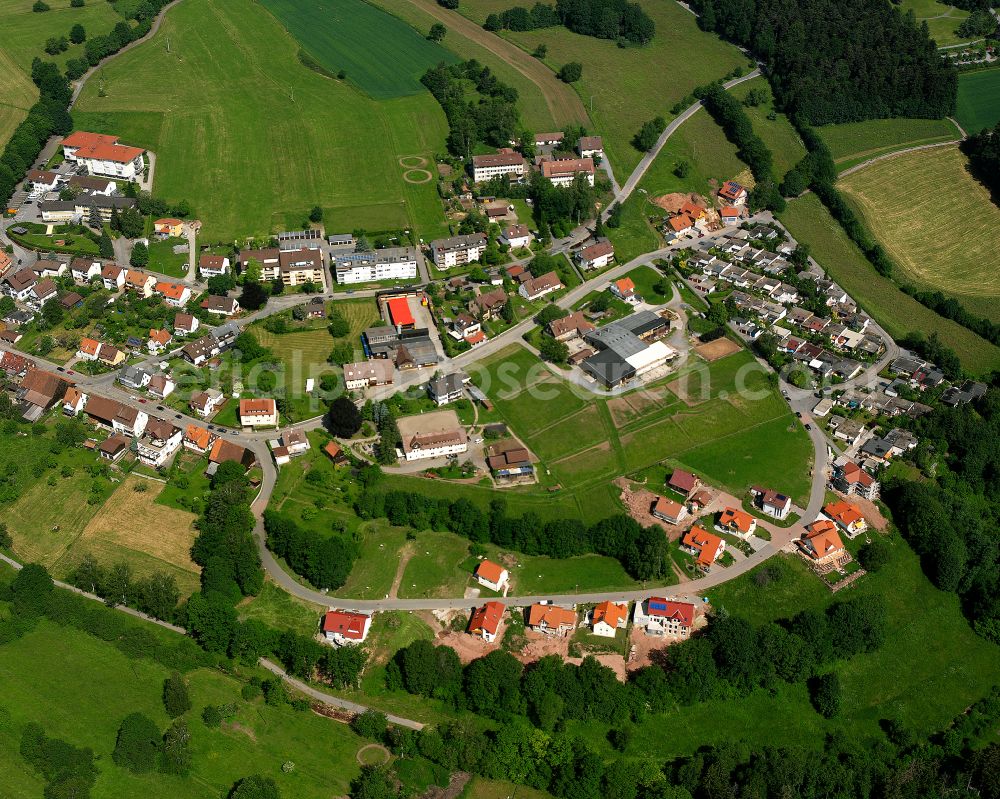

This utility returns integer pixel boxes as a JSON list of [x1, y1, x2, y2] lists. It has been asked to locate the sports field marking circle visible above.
[[403, 169, 433, 184], [356, 743, 391, 766], [398, 155, 428, 168]]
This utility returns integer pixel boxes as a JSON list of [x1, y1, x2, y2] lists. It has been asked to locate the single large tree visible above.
[[328, 396, 362, 438], [113, 713, 161, 773], [163, 672, 191, 718]]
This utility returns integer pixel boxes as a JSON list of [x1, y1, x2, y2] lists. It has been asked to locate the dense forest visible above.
[[690, 0, 957, 124], [886, 388, 1000, 643], [963, 121, 1000, 199], [485, 0, 655, 44]]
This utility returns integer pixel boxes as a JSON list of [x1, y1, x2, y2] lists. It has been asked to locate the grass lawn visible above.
[[620, 263, 671, 304], [956, 68, 1000, 134], [508, 552, 642, 594], [0, 0, 125, 73], [728, 77, 807, 177], [605, 194, 659, 263], [839, 145, 1000, 323], [459, 0, 748, 176], [237, 578, 325, 637], [73, 0, 450, 243], [464, 778, 554, 799], [0, 617, 368, 799], [398, 531, 473, 599], [251, 298, 379, 415], [637, 107, 748, 200], [898, 0, 970, 47], [815, 116, 961, 172], [779, 193, 1000, 375], [147, 237, 191, 278], [258, 0, 455, 99], [0, 45, 35, 150]]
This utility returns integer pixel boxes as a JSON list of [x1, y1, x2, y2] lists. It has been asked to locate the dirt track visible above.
[[401, 0, 588, 128]]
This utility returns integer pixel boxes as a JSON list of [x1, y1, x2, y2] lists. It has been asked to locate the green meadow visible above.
[[73, 0, 451, 242]]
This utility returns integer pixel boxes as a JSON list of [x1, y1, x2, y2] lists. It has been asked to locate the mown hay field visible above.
[[779, 193, 1000, 374], [73, 0, 450, 242], [839, 145, 1000, 322]]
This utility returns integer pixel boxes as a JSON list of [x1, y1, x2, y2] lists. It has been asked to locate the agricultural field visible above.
[[50, 474, 202, 597], [839, 145, 1000, 322], [815, 116, 961, 172], [72, 0, 451, 243], [259, 0, 455, 99], [728, 77, 807, 176], [898, 0, 970, 47], [0, 614, 370, 799], [779, 193, 1000, 374], [0, 47, 36, 150], [637, 108, 747, 201], [459, 0, 748, 176], [369, 0, 587, 132], [956, 68, 1000, 134]]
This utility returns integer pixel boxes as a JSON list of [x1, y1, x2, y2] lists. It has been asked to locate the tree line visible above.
[[341, 594, 932, 799], [355, 475, 672, 582], [964, 120, 1000, 199], [691, 0, 957, 125], [784, 115, 999, 362], [421, 60, 522, 160], [263, 509, 358, 590], [699, 83, 785, 212], [885, 386, 1000, 644], [484, 0, 655, 45]]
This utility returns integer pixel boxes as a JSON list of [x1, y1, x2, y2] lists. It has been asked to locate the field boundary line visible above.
[[838, 138, 963, 178]]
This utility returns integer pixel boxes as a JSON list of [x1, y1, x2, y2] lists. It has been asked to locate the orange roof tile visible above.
[[718, 507, 755, 535], [592, 601, 627, 629], [682, 525, 724, 566], [824, 500, 865, 527], [474, 559, 507, 585]]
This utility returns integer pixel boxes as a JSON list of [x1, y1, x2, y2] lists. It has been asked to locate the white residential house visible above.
[[70, 258, 103, 283], [146, 374, 175, 399], [518, 271, 562, 301], [101, 264, 126, 291], [541, 157, 595, 187], [238, 398, 279, 429], [135, 418, 183, 467], [322, 610, 372, 646], [632, 598, 695, 637], [590, 601, 628, 637], [751, 487, 792, 520], [473, 559, 510, 593], [577, 136, 604, 159], [576, 238, 614, 271], [499, 224, 532, 250], [198, 254, 230, 278], [189, 389, 225, 418]]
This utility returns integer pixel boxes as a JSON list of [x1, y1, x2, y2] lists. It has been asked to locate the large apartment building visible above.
[[333, 247, 418, 284], [429, 233, 487, 269], [470, 149, 525, 183], [61, 131, 145, 181], [240, 247, 327, 289]]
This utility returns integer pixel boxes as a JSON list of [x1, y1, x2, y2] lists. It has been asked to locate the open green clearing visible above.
[[146, 238, 190, 279], [898, 0, 971, 47], [73, 0, 450, 242], [815, 116, 961, 172], [460, 0, 748, 175], [728, 77, 807, 176], [250, 297, 379, 416], [258, 0, 455, 99], [637, 108, 747, 200], [605, 194, 659, 263], [0, 0, 125, 74], [383, 344, 812, 528], [839, 145, 1000, 323], [0, 616, 367, 799], [780, 193, 1000, 374], [956, 68, 1000, 134]]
